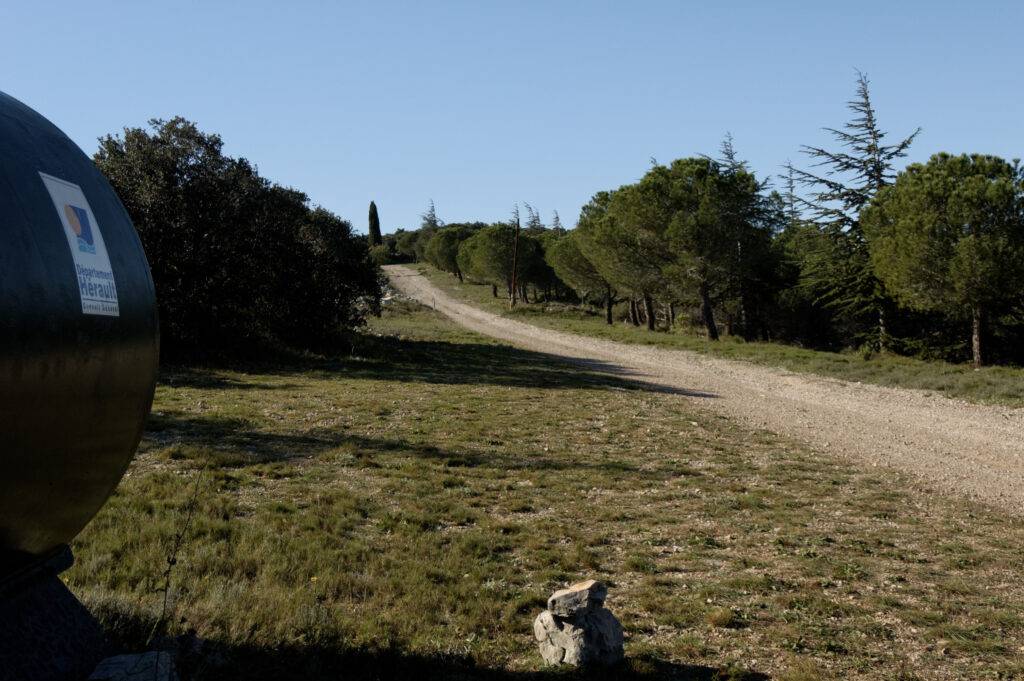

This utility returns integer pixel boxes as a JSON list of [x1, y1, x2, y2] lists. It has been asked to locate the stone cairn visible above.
[[533, 579, 624, 666]]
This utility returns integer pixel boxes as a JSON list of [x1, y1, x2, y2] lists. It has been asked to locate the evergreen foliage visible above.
[[411, 200, 442, 261], [368, 201, 383, 246], [395, 230, 419, 260], [424, 223, 484, 281], [547, 231, 616, 323], [863, 153, 1024, 366], [547, 232, 607, 299], [575, 188, 666, 311], [787, 71, 920, 347], [457, 224, 516, 294], [95, 117, 380, 356], [372, 73, 1023, 367], [457, 223, 544, 299], [572, 153, 777, 337], [550, 210, 566, 234]]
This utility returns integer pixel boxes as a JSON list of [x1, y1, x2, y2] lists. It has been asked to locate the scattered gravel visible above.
[[387, 265, 1024, 514]]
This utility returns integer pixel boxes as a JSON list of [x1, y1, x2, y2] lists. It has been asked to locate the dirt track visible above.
[[385, 265, 1024, 513]]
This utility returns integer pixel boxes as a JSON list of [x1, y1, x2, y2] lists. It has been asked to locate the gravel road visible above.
[[385, 265, 1024, 514]]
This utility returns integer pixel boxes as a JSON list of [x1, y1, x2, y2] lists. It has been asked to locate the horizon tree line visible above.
[[381, 73, 1024, 367]]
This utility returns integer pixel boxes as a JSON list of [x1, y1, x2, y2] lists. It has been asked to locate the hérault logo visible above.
[[64, 203, 96, 254]]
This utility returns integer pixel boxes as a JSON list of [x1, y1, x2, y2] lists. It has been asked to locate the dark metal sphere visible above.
[[0, 92, 159, 575]]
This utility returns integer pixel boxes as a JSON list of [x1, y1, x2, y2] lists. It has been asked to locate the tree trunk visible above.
[[491, 284, 498, 298], [643, 294, 655, 331], [740, 289, 757, 341], [509, 213, 521, 310], [668, 302, 676, 328], [878, 305, 888, 353], [972, 305, 983, 368], [605, 286, 613, 325], [700, 282, 719, 341], [456, 269, 463, 283], [629, 299, 640, 326]]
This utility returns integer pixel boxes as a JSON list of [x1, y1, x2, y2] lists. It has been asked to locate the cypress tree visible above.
[[368, 201, 383, 246]]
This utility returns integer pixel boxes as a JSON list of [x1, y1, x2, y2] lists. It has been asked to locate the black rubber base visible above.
[[0, 548, 103, 681]]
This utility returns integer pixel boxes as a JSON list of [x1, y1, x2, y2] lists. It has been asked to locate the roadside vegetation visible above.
[[414, 262, 1024, 408], [68, 300, 1024, 680], [379, 73, 1024, 371], [96, 118, 381, 357]]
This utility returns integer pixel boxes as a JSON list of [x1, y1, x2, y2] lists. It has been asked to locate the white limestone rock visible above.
[[534, 581, 623, 667]]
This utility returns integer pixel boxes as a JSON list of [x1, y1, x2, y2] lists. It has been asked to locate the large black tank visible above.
[[0, 92, 159, 579]]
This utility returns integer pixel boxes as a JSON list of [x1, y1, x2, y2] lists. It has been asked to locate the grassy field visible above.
[[68, 300, 1024, 680], [413, 264, 1024, 408]]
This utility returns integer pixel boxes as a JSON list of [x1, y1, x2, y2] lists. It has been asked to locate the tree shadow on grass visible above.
[[144, 412, 456, 465], [159, 369, 304, 392], [175, 642, 768, 681], [143, 412, 664, 477], [162, 334, 716, 399], [92, 610, 766, 681]]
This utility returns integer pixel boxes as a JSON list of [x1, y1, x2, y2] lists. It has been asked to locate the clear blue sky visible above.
[[2, 2, 1021, 234]]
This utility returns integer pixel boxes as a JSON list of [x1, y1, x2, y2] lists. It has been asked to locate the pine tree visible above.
[[368, 201, 382, 246], [787, 71, 920, 349], [714, 134, 776, 339], [863, 153, 1024, 367], [522, 203, 544, 234], [550, 210, 565, 234], [413, 200, 443, 261], [421, 199, 441, 230], [547, 232, 615, 324], [717, 132, 748, 173], [780, 162, 801, 225]]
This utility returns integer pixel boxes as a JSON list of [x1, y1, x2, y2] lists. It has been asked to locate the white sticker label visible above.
[[39, 172, 119, 317]]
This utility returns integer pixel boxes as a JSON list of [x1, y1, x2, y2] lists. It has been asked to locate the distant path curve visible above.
[[385, 265, 1024, 514]]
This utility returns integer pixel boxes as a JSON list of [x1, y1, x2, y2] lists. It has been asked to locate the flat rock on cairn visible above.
[[533, 579, 624, 666]]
